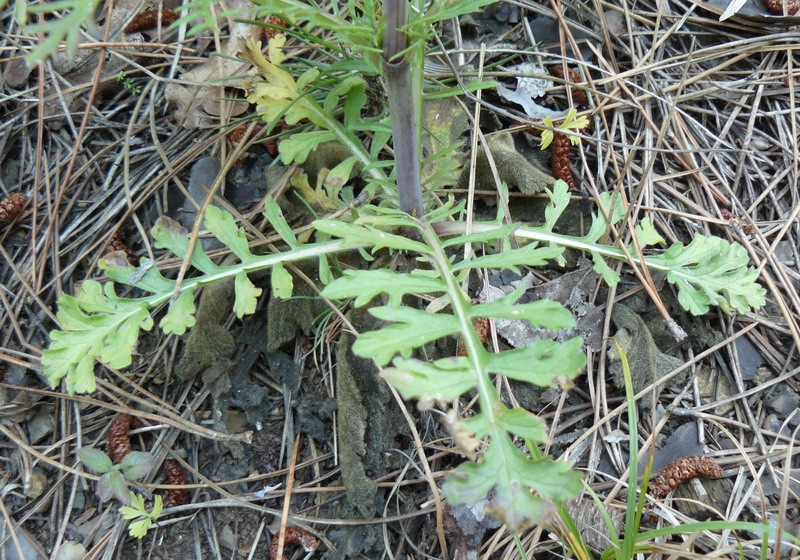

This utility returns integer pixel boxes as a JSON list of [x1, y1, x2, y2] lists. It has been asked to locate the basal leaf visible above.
[[234, 270, 263, 315], [382, 357, 475, 404], [159, 288, 196, 335], [321, 269, 446, 306], [631, 216, 665, 249], [542, 181, 571, 231], [485, 337, 585, 386], [354, 306, 460, 365]]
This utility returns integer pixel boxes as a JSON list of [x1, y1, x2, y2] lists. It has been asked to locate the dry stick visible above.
[[276, 434, 301, 560]]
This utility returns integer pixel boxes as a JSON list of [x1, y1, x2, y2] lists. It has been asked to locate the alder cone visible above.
[[124, 9, 179, 34], [162, 459, 189, 509], [106, 231, 137, 263], [550, 65, 588, 106], [650, 455, 724, 499], [551, 132, 579, 190], [763, 0, 800, 14], [269, 527, 317, 560], [108, 413, 140, 464], [0, 193, 28, 222]]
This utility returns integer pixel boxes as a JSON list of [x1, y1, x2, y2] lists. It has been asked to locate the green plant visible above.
[[46, 182, 766, 531], [116, 71, 142, 95], [119, 492, 164, 538], [35, 0, 769, 538], [77, 448, 155, 504], [539, 108, 590, 150]]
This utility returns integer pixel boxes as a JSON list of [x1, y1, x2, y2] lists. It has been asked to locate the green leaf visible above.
[[631, 217, 665, 248], [451, 244, 564, 273], [486, 337, 585, 386], [382, 357, 476, 404], [151, 495, 163, 520], [119, 452, 155, 481], [98, 471, 129, 504], [119, 506, 144, 521], [542, 181, 571, 232], [100, 257, 175, 293], [173, 0, 218, 36], [653, 235, 766, 315], [24, 0, 102, 64], [42, 285, 155, 394], [591, 252, 621, 286], [263, 197, 298, 249], [77, 448, 113, 473], [233, 271, 263, 315], [470, 287, 576, 330], [204, 206, 255, 262], [321, 269, 446, 306], [313, 220, 432, 254], [354, 306, 461, 365], [279, 130, 337, 164], [496, 405, 548, 443], [271, 263, 293, 300], [128, 518, 153, 539], [159, 288, 196, 335], [152, 217, 220, 275], [324, 156, 359, 192], [324, 75, 365, 114]]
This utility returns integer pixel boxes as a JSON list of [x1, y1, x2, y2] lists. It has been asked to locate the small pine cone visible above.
[[108, 413, 141, 464], [550, 132, 579, 190], [550, 65, 589, 106], [650, 455, 724, 500], [0, 193, 28, 222], [763, 0, 800, 14], [263, 15, 289, 40], [162, 459, 189, 509], [106, 231, 137, 263], [124, 9, 179, 34], [269, 527, 318, 560]]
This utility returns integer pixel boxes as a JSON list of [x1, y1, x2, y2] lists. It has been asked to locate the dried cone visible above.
[[108, 413, 141, 464], [269, 527, 318, 560], [650, 455, 724, 499], [0, 193, 27, 222], [162, 459, 189, 509], [551, 132, 579, 190], [763, 0, 800, 14], [124, 9, 179, 34], [550, 65, 588, 106], [263, 15, 289, 40], [106, 230, 137, 263]]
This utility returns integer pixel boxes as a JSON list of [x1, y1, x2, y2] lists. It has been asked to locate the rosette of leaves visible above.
[[77, 448, 155, 504]]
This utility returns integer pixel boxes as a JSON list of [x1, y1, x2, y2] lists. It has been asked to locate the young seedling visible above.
[[77, 448, 155, 505], [119, 492, 163, 539]]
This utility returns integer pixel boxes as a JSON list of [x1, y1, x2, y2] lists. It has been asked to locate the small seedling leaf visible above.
[[77, 448, 113, 473], [119, 452, 156, 481]]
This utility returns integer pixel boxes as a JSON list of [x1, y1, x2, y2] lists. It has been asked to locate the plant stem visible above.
[[383, 0, 425, 217]]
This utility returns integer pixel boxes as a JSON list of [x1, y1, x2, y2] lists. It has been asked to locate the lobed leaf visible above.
[[119, 452, 156, 481], [354, 306, 461, 365], [159, 289, 196, 335], [314, 220, 432, 254], [321, 269, 446, 307], [381, 357, 476, 405], [485, 337, 586, 386]]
